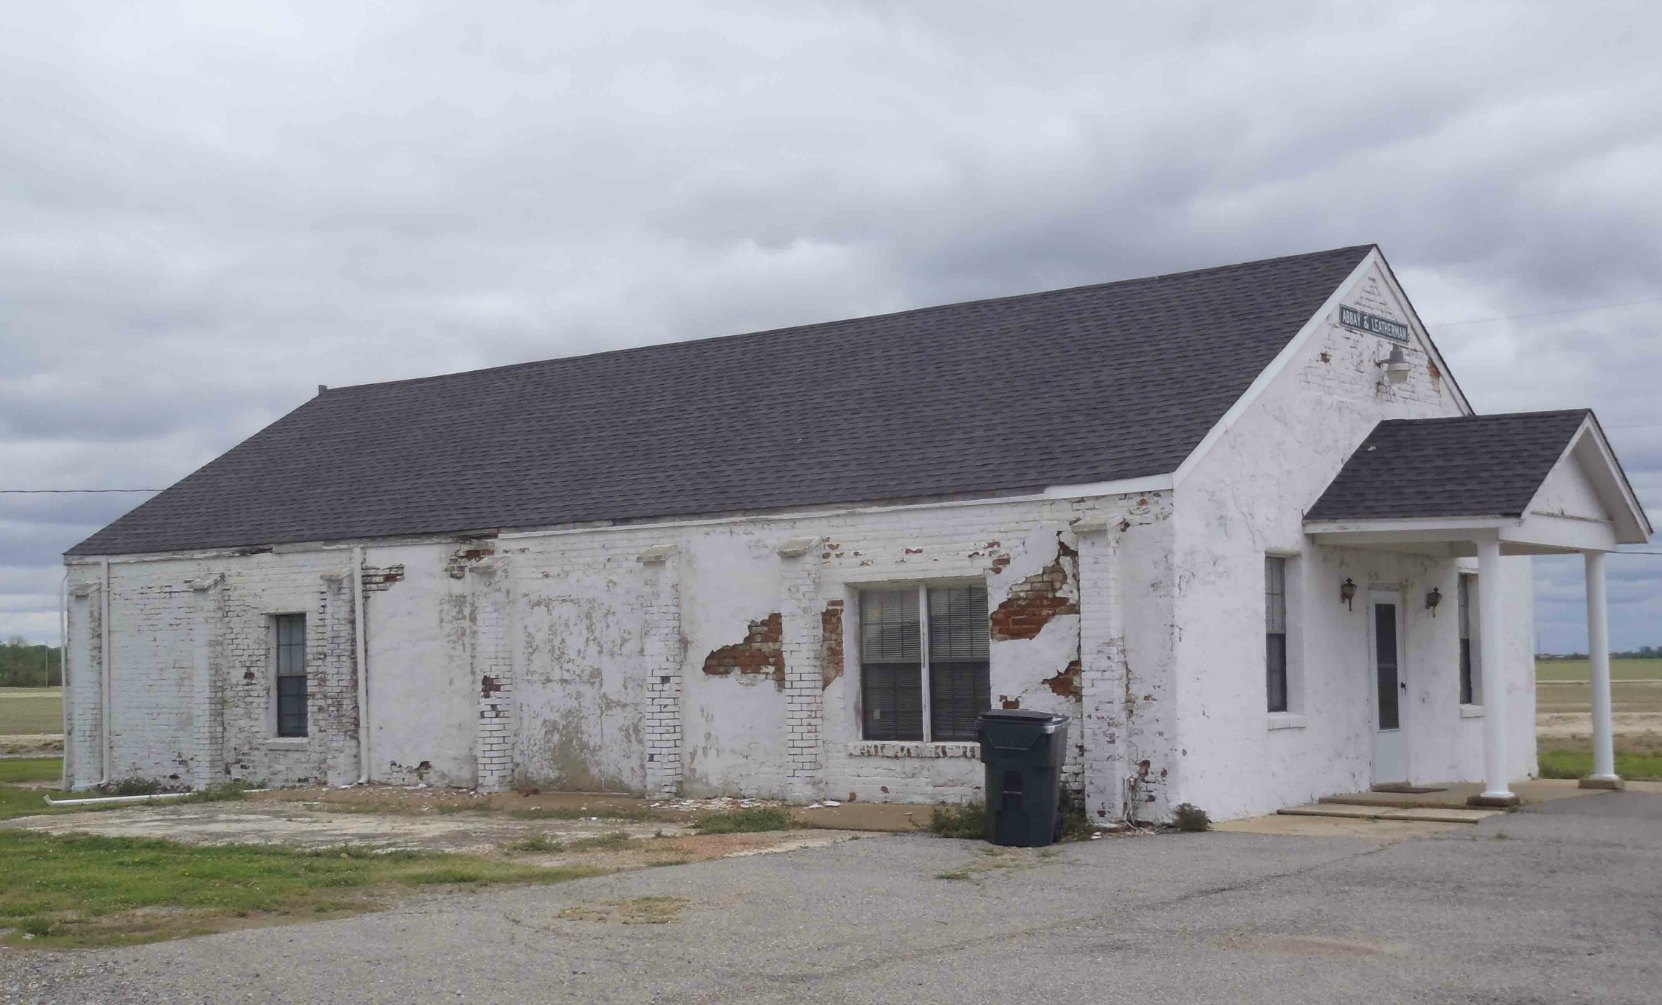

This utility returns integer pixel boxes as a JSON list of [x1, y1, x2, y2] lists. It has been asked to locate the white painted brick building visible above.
[[63, 246, 1651, 821]]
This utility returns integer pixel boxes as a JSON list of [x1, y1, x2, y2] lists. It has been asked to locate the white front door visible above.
[[1368, 589, 1407, 785]]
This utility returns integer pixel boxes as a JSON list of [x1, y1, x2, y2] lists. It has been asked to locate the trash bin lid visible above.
[[979, 709, 1066, 723]]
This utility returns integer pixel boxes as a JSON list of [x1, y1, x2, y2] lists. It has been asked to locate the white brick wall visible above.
[[65, 491, 1174, 819]]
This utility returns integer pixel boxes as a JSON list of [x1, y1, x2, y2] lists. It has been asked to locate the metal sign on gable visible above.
[[1338, 305, 1412, 344]]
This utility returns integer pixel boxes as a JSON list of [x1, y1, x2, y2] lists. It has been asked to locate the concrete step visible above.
[[1279, 804, 1502, 824]]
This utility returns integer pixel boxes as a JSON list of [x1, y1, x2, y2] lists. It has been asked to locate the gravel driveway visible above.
[[5, 792, 1660, 1004]]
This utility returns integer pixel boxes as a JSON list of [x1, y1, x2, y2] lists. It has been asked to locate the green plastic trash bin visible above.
[[977, 709, 1070, 847]]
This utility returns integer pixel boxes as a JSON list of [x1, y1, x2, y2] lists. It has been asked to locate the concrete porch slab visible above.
[[1279, 804, 1393, 819], [1317, 779, 1607, 811], [1278, 803, 1500, 824], [1376, 807, 1501, 824]]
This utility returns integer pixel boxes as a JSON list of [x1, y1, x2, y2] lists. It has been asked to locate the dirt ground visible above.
[[1535, 710, 1662, 739], [0, 735, 61, 757], [2, 788, 861, 868]]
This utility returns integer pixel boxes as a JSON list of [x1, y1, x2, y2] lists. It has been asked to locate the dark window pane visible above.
[[860, 590, 920, 663], [862, 662, 922, 741], [1264, 558, 1287, 632], [274, 614, 307, 737], [927, 586, 989, 661], [1374, 603, 1399, 730], [1458, 575, 1473, 640], [1459, 639, 1473, 705], [1266, 632, 1288, 712], [930, 660, 990, 741], [276, 674, 307, 738]]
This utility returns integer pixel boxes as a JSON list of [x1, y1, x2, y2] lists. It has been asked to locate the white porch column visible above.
[[1582, 550, 1621, 788], [1472, 540, 1518, 806]]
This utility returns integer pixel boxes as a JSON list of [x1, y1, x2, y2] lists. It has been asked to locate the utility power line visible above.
[[1430, 297, 1662, 327]]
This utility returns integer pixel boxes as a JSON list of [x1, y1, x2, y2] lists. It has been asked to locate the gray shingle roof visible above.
[[1304, 409, 1592, 523], [71, 245, 1375, 557]]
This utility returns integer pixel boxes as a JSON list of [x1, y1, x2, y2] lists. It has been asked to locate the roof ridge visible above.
[[324, 244, 1377, 395]]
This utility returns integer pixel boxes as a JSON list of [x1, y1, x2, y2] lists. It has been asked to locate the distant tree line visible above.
[[0, 638, 62, 686], [1539, 645, 1662, 661]]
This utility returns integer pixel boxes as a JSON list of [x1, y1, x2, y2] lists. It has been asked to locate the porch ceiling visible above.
[[1302, 517, 1612, 556]]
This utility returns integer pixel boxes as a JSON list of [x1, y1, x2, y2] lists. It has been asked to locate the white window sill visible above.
[[1266, 713, 1308, 731], [846, 741, 979, 759], [1460, 704, 1485, 719], [264, 738, 310, 750]]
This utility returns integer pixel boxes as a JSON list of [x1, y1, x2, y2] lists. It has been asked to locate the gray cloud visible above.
[[1, 0, 1658, 650]]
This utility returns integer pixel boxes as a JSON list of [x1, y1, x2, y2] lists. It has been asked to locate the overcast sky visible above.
[[2, 1, 1657, 652]]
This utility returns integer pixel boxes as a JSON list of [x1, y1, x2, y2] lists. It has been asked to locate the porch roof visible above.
[[1303, 410, 1651, 555]]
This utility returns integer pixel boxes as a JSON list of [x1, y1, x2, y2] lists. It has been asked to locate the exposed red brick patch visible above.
[[821, 601, 844, 688], [989, 541, 1078, 641], [1000, 695, 1021, 709], [703, 613, 784, 688], [1043, 659, 1082, 700], [481, 675, 503, 697], [361, 564, 405, 591], [447, 542, 496, 579]]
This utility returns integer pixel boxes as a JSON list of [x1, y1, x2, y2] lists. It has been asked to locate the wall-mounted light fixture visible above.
[[1375, 345, 1411, 388], [1340, 577, 1357, 610], [1426, 586, 1442, 616]]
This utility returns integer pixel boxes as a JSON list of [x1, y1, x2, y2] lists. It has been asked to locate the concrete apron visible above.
[[1280, 778, 1660, 822]]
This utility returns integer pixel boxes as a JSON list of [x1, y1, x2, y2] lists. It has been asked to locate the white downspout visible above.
[[99, 557, 112, 786], [353, 546, 370, 784], [58, 572, 68, 791]]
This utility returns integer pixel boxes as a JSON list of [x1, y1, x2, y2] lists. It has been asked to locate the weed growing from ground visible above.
[[691, 806, 792, 834], [1172, 803, 1211, 832], [928, 802, 986, 839]]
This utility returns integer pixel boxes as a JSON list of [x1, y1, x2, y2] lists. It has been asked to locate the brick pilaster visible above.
[[642, 553, 684, 797], [470, 560, 515, 792], [1076, 528, 1125, 823], [781, 549, 826, 802], [65, 582, 103, 789], [188, 573, 225, 789]]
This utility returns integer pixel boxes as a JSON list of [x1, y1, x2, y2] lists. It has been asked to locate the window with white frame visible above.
[[1458, 573, 1481, 705], [859, 584, 989, 742], [1265, 557, 1289, 713], [273, 614, 307, 738]]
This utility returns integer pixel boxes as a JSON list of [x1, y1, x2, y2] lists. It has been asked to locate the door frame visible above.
[[1367, 588, 1408, 785]]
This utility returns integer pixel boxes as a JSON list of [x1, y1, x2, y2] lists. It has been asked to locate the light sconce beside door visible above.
[[1340, 577, 1357, 611], [1426, 587, 1442, 616]]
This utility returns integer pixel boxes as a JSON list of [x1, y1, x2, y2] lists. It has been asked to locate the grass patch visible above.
[[566, 831, 642, 852], [0, 830, 601, 948], [690, 806, 792, 834], [1535, 659, 1662, 683], [501, 833, 566, 854], [928, 802, 987, 840], [0, 757, 61, 785], [1538, 747, 1662, 781], [0, 687, 62, 735], [502, 831, 647, 854], [933, 869, 973, 881], [98, 777, 166, 797], [559, 895, 689, 925], [178, 781, 254, 804], [0, 786, 54, 821]]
